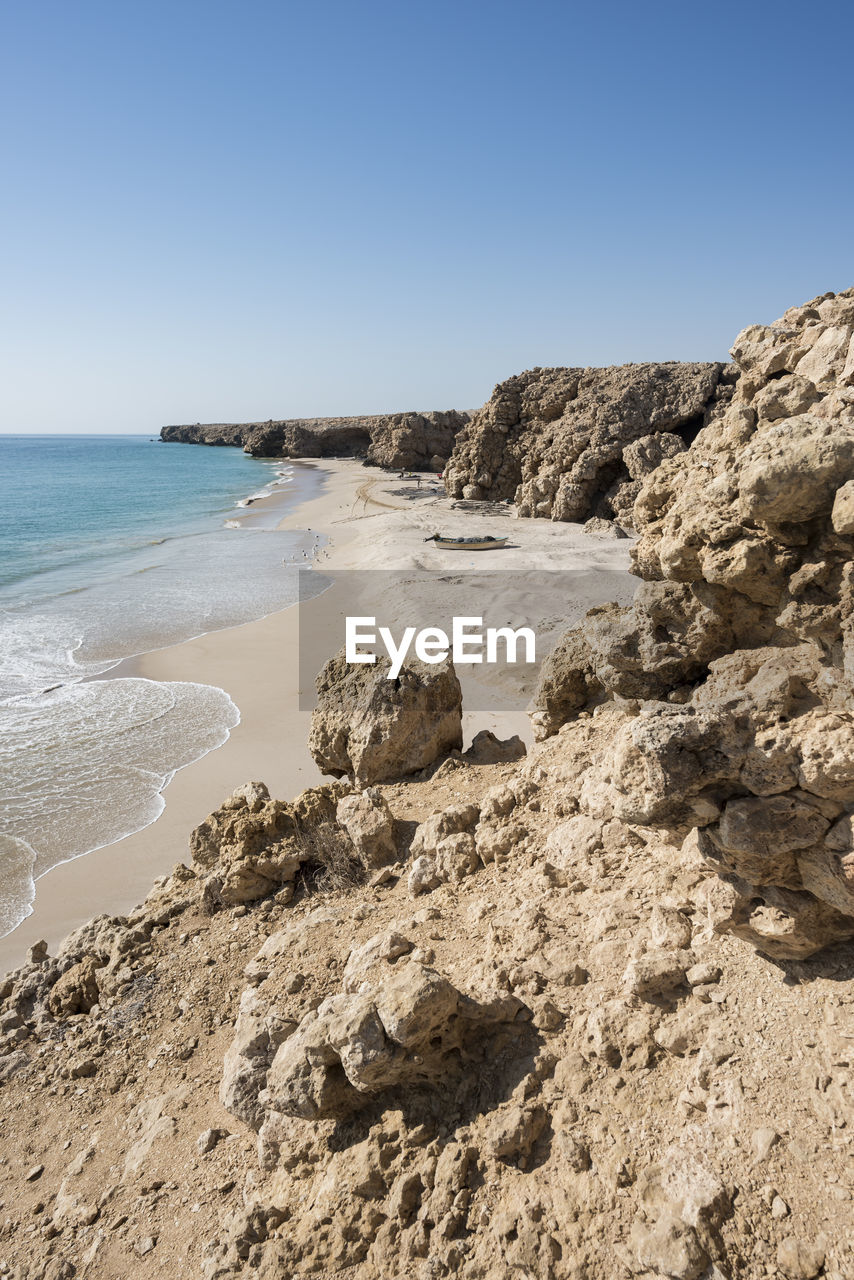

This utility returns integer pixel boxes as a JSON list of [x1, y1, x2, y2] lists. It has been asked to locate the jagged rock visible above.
[[633, 1147, 731, 1278], [309, 651, 463, 785], [47, 955, 105, 1017], [342, 931, 414, 993], [197, 1127, 228, 1154], [534, 289, 854, 957], [485, 1104, 547, 1162], [220, 989, 297, 1131], [407, 803, 480, 894], [623, 949, 693, 999], [777, 1236, 827, 1279], [462, 729, 527, 763], [528, 629, 604, 740], [0, 1049, 29, 1083], [260, 947, 520, 1122], [582, 515, 629, 538], [444, 361, 728, 527], [190, 780, 350, 907], [631, 1208, 708, 1280], [584, 998, 658, 1068], [336, 790, 397, 868]]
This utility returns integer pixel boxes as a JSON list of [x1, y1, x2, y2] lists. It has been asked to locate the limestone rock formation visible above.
[[189, 779, 354, 907], [47, 955, 105, 1017], [308, 650, 463, 785], [160, 410, 469, 470], [407, 803, 480, 895], [3, 285, 854, 1280], [0, 702, 852, 1278], [444, 361, 731, 526], [335, 789, 397, 869], [246, 939, 522, 1123], [532, 287, 854, 958]]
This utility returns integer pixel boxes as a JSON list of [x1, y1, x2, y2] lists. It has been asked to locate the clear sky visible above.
[[1, 0, 852, 433]]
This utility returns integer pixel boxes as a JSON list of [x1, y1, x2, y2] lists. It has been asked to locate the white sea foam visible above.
[[0, 835, 36, 937], [0, 519, 321, 940], [1, 679, 239, 907]]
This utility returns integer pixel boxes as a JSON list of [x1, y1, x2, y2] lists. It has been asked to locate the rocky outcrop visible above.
[[189, 780, 353, 908], [530, 287, 854, 958], [257, 942, 522, 1122], [160, 410, 470, 471], [335, 790, 398, 869], [308, 651, 463, 785], [0, 696, 851, 1279], [444, 361, 731, 526]]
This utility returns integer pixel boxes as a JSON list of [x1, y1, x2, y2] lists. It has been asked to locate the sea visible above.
[[0, 434, 321, 939]]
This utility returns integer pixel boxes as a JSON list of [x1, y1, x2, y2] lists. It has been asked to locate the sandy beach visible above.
[[0, 459, 637, 972]]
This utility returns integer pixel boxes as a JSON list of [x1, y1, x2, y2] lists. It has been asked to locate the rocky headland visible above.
[[2, 288, 854, 1280], [160, 411, 470, 473]]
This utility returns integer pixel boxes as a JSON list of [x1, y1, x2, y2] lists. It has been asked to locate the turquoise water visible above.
[[0, 435, 319, 939], [0, 434, 282, 593]]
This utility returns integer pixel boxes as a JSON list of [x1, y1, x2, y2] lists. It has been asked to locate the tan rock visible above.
[[336, 790, 397, 868], [831, 479, 854, 534], [309, 651, 463, 785], [47, 955, 104, 1017]]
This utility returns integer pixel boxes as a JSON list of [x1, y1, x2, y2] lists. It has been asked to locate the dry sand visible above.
[[0, 460, 637, 972]]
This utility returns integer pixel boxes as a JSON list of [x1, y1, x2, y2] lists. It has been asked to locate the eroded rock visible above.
[[309, 651, 463, 785]]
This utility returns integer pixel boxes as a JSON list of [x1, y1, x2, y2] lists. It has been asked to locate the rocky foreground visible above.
[[3, 288, 854, 1280]]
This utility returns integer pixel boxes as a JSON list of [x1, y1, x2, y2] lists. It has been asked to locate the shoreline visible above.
[[0, 458, 638, 973]]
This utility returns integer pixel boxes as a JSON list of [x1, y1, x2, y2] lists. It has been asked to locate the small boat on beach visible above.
[[425, 533, 509, 551]]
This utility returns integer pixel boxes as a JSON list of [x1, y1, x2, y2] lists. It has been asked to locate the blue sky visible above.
[[1, 0, 852, 432]]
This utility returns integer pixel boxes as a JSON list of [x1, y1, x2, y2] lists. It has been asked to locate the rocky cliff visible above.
[[530, 286, 854, 961], [444, 362, 733, 528], [160, 410, 470, 471]]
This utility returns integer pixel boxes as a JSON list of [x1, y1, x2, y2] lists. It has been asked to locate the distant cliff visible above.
[[160, 411, 470, 471]]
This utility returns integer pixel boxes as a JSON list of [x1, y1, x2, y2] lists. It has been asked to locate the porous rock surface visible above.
[[530, 286, 854, 959], [308, 650, 463, 785], [160, 410, 469, 471], [189, 779, 351, 908], [443, 361, 732, 527], [1, 738, 851, 1279]]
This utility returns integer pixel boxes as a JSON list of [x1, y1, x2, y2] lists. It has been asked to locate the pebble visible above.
[[196, 1128, 227, 1155], [771, 1195, 789, 1219], [24, 1166, 43, 1182], [776, 1236, 826, 1279], [752, 1127, 780, 1163]]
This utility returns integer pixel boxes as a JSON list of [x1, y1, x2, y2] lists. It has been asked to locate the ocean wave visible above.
[[0, 446, 321, 942], [0, 835, 36, 938], [0, 678, 240, 939]]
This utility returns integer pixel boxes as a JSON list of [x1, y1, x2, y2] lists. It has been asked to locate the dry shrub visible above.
[[296, 820, 363, 892]]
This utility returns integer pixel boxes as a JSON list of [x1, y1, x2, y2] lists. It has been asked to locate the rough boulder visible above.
[[190, 780, 353, 907], [257, 939, 522, 1122], [308, 651, 463, 785]]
